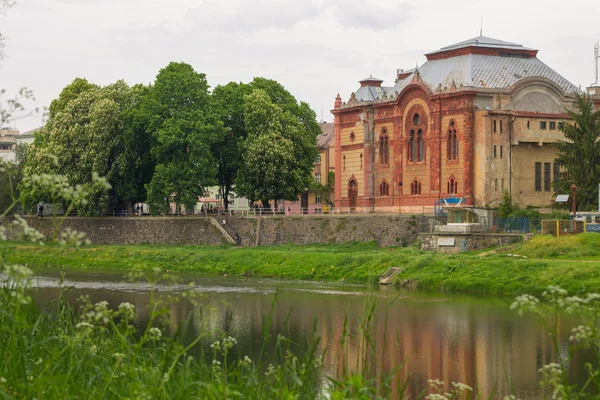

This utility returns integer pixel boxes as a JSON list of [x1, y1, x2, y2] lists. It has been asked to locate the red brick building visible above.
[[333, 36, 580, 213]]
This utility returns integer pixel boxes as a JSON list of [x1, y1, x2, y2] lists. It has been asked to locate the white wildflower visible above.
[[510, 294, 540, 316], [76, 321, 93, 329], [148, 327, 162, 341], [118, 302, 135, 321]]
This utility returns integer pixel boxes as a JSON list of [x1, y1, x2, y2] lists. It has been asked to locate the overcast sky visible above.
[[1, 0, 599, 132]]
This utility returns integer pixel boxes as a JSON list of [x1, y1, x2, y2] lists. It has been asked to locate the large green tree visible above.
[[211, 78, 320, 209], [21, 79, 134, 215], [144, 62, 221, 213], [236, 89, 318, 208], [556, 94, 600, 210]]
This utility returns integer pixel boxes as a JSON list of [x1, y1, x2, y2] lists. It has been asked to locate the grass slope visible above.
[[3, 233, 600, 295]]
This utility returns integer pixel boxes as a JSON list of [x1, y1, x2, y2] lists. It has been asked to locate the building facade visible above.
[[333, 36, 583, 213]]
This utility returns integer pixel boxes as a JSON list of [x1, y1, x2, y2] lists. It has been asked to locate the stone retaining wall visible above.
[[13, 214, 432, 247]]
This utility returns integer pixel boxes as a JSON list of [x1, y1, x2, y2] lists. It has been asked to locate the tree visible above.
[[556, 94, 600, 210], [21, 80, 134, 215], [212, 78, 321, 210], [236, 89, 318, 208], [112, 84, 155, 210], [211, 82, 252, 210], [498, 189, 514, 218], [144, 62, 220, 213]]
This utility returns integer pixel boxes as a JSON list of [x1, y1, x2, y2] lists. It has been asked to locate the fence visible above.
[[541, 220, 586, 237]]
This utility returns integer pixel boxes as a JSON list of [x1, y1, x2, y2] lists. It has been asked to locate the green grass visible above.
[[2, 233, 600, 296], [0, 269, 410, 399]]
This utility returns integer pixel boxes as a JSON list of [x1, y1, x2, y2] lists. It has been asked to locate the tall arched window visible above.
[[343, 155, 346, 171], [379, 180, 389, 196], [447, 121, 458, 160], [408, 110, 426, 163], [360, 153, 363, 169], [379, 128, 389, 165], [417, 129, 424, 161], [408, 130, 416, 162]]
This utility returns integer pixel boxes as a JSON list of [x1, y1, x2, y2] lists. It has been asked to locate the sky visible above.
[[0, 0, 599, 132]]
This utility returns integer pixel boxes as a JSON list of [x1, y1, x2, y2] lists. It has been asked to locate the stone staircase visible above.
[[210, 217, 238, 245]]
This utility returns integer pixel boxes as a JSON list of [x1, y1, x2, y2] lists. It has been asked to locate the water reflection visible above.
[[29, 271, 587, 399]]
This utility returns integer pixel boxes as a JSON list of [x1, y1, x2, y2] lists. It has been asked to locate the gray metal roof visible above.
[[389, 53, 579, 95], [355, 85, 388, 102], [427, 35, 535, 55]]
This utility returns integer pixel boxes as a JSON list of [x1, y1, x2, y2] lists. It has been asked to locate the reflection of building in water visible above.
[[34, 282, 578, 399]]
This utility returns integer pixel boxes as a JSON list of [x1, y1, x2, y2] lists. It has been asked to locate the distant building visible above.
[[333, 35, 581, 213]]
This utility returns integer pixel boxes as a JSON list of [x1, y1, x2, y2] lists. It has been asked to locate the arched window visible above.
[[343, 155, 346, 171], [379, 128, 389, 165], [349, 131, 355, 142], [360, 153, 363, 169], [417, 129, 424, 161], [447, 178, 458, 194], [379, 180, 389, 196], [410, 180, 421, 195], [408, 130, 416, 162], [447, 121, 458, 160]]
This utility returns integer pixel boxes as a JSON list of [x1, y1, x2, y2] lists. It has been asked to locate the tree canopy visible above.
[[212, 78, 319, 209], [235, 89, 318, 207], [144, 62, 221, 213], [17, 65, 320, 214], [556, 94, 600, 210]]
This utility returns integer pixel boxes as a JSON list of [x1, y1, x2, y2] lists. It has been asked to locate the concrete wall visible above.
[[16, 215, 431, 247], [420, 233, 523, 253]]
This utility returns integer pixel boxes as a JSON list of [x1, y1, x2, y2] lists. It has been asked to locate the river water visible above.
[[28, 270, 587, 399]]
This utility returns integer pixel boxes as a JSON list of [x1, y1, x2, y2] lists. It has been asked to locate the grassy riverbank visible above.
[[2, 233, 600, 295]]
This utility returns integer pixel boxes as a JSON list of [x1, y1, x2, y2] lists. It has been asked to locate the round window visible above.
[[413, 114, 421, 126]]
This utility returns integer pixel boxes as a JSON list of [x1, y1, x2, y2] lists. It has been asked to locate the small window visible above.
[[527, 121, 530, 129], [494, 145, 497, 158], [493, 120, 497, 133], [315, 154, 321, 163], [500, 145, 503, 159], [553, 161, 560, 183], [343, 155, 346, 171], [315, 195, 321, 204], [315, 173, 321, 183], [500, 120, 503, 133], [360, 153, 363, 169], [558, 122, 565, 130], [495, 178, 498, 192], [540, 121, 547, 129], [549, 122, 556, 130], [349, 132, 355, 142]]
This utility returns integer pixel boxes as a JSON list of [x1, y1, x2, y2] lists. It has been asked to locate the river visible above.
[[28, 269, 587, 399]]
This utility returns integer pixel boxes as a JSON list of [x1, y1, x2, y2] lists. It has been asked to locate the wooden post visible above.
[[556, 220, 560, 237]]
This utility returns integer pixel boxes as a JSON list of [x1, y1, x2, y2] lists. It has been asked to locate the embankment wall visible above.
[[14, 215, 431, 247]]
